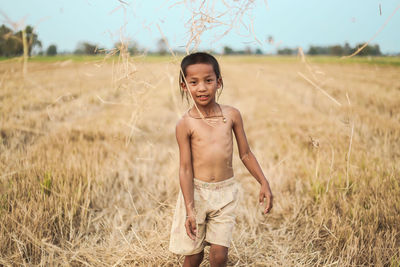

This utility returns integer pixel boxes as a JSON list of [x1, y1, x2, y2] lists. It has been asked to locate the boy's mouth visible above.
[[198, 95, 209, 101]]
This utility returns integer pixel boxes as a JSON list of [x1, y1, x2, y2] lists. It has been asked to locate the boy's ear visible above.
[[180, 82, 187, 90], [217, 77, 222, 88]]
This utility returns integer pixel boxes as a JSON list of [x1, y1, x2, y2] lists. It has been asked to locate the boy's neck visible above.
[[192, 102, 220, 116]]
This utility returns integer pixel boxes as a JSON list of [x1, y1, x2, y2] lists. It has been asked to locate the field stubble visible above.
[[0, 57, 399, 266]]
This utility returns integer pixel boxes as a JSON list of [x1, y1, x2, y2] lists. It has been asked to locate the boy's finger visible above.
[[259, 192, 264, 205], [185, 221, 195, 240], [264, 206, 270, 214], [185, 222, 190, 235], [187, 228, 195, 240], [191, 220, 197, 233], [264, 202, 270, 214], [264, 195, 273, 214], [189, 220, 197, 240]]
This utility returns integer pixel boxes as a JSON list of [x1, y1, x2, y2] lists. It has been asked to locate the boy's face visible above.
[[182, 63, 222, 107]]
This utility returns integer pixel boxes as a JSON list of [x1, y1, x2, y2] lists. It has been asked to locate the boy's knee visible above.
[[210, 246, 228, 266], [212, 253, 227, 265], [192, 251, 204, 262], [184, 250, 204, 266]]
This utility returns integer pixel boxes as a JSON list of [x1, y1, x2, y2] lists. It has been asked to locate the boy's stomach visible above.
[[191, 149, 234, 183]]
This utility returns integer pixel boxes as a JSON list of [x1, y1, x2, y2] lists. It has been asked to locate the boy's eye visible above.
[[189, 81, 197, 85], [206, 79, 213, 83]]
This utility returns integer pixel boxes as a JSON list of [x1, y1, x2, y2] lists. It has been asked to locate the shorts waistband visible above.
[[193, 176, 236, 190]]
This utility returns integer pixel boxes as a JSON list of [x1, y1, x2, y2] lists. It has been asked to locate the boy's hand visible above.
[[185, 215, 197, 240], [259, 182, 273, 214]]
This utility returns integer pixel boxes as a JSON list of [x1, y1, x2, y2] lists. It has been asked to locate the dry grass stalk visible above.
[[167, 0, 259, 53], [342, 4, 400, 58], [297, 71, 342, 107]]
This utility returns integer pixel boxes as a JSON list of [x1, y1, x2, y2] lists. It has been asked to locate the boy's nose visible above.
[[198, 82, 207, 91]]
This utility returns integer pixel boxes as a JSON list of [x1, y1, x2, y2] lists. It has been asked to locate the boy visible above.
[[169, 52, 273, 267]]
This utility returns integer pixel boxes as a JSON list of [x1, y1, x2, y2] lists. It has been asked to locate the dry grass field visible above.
[[1, 56, 399, 266]]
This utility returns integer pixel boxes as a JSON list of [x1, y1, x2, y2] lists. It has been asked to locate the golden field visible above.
[[0, 56, 399, 266]]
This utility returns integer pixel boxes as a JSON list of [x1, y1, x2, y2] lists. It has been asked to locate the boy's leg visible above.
[[183, 250, 204, 267], [209, 244, 228, 267]]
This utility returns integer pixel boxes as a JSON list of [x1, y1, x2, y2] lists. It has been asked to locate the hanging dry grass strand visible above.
[[166, 0, 259, 53], [342, 4, 400, 58]]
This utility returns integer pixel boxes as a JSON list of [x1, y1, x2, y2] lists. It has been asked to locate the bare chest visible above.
[[188, 118, 233, 146]]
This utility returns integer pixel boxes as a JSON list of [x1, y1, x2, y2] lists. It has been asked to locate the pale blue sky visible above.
[[1, 0, 399, 54]]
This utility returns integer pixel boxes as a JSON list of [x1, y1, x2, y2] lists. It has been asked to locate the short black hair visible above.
[[179, 52, 223, 103]]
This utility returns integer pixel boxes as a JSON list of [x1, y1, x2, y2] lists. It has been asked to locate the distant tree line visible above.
[[0, 24, 61, 57], [223, 46, 263, 55], [0, 24, 41, 57], [74, 42, 101, 55], [0, 24, 388, 58], [277, 43, 382, 56]]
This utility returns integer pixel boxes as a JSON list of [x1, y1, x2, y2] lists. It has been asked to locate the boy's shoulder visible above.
[[220, 104, 240, 114], [175, 109, 191, 132], [220, 104, 241, 121]]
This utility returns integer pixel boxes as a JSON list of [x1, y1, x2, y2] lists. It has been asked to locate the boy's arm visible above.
[[176, 118, 197, 239], [232, 108, 273, 214]]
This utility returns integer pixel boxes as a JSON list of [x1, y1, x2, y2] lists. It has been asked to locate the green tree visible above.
[[223, 46, 234, 55], [114, 41, 139, 55], [255, 48, 263, 55], [343, 42, 352, 55], [308, 46, 318, 55], [157, 38, 167, 55], [74, 42, 98, 55], [307, 46, 329, 55], [353, 43, 381, 56], [15, 25, 42, 56], [46, 44, 57, 56], [0, 24, 41, 57], [0, 24, 17, 56], [128, 41, 139, 55], [330, 45, 343, 56], [277, 48, 295, 55], [244, 46, 252, 55]]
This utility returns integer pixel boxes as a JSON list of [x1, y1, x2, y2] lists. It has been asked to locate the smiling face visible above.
[[182, 63, 222, 107]]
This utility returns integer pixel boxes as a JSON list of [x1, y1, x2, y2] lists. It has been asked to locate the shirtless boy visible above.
[[169, 52, 273, 267]]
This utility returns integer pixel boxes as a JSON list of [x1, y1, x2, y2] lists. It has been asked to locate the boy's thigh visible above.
[[170, 219, 208, 255], [169, 191, 208, 255], [204, 190, 239, 248]]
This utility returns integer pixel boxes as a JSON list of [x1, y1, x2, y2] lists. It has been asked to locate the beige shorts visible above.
[[169, 177, 239, 255]]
